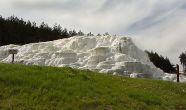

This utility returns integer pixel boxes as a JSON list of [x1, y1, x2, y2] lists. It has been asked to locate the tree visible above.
[[61, 28, 69, 38], [97, 33, 101, 36], [87, 32, 93, 36], [146, 51, 176, 73], [77, 30, 84, 36], [69, 29, 77, 37], [0, 15, 82, 46], [104, 32, 109, 36], [179, 52, 186, 73], [53, 24, 62, 36]]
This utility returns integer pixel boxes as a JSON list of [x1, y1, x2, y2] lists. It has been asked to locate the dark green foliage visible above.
[[146, 51, 176, 73], [0, 15, 80, 46], [77, 30, 84, 36], [179, 52, 186, 72], [0, 63, 186, 110], [87, 32, 94, 36]]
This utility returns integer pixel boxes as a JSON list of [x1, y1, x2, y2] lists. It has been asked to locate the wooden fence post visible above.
[[176, 64, 179, 83], [12, 54, 15, 64]]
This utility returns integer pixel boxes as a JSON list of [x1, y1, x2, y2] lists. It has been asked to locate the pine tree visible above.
[[146, 51, 175, 73], [0, 15, 81, 46], [77, 30, 84, 36], [179, 52, 186, 73]]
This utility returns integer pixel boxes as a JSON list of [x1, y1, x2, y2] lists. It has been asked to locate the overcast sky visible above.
[[0, 0, 186, 64]]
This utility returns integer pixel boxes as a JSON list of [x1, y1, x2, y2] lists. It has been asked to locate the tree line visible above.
[[0, 15, 84, 46]]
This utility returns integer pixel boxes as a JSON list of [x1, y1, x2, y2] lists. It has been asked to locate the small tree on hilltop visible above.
[[87, 32, 94, 36], [104, 32, 109, 36], [97, 33, 101, 36], [77, 30, 84, 36]]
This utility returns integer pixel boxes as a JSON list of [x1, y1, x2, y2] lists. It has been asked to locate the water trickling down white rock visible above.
[[0, 35, 185, 82]]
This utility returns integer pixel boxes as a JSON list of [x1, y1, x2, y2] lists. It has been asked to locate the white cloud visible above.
[[133, 8, 186, 64]]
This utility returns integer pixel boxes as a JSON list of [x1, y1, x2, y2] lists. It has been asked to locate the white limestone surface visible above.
[[0, 35, 185, 82]]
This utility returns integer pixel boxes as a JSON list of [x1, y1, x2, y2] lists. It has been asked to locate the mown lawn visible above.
[[0, 63, 186, 110]]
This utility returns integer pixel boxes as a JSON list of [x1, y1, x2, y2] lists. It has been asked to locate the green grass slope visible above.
[[0, 63, 186, 110]]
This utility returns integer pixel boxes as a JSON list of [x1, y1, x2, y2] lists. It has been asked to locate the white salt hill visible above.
[[0, 35, 185, 82]]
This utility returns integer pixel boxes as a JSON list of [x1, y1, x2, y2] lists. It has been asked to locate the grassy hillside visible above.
[[0, 63, 186, 110]]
